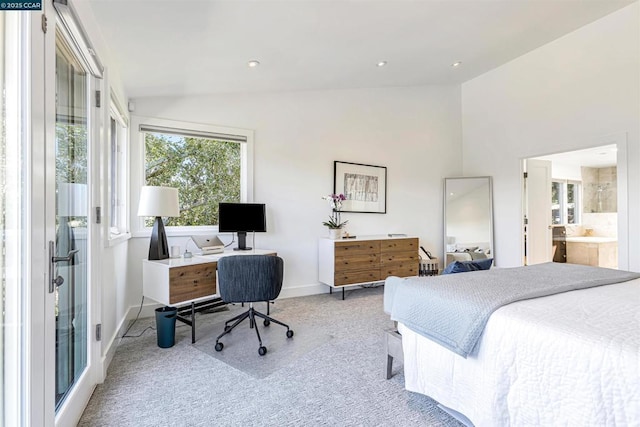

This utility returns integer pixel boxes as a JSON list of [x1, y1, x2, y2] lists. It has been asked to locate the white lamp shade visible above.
[[57, 182, 88, 217], [137, 186, 179, 217]]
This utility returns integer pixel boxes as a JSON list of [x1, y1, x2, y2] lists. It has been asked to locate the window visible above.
[[132, 117, 253, 234], [552, 180, 581, 225], [108, 95, 129, 242]]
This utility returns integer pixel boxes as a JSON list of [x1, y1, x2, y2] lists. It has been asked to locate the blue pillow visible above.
[[442, 261, 470, 274], [442, 258, 493, 275], [470, 258, 493, 270]]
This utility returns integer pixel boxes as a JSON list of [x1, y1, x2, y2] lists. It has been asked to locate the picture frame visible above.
[[333, 161, 387, 214]]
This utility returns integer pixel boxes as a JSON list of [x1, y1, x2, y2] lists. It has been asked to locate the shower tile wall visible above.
[[582, 166, 617, 213]]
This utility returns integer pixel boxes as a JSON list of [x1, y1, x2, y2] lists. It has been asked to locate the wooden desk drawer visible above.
[[169, 263, 217, 304], [335, 253, 380, 271], [335, 241, 380, 255], [334, 269, 381, 286], [380, 238, 417, 253]]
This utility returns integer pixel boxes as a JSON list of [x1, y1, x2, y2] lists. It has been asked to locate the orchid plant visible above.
[[322, 193, 348, 229]]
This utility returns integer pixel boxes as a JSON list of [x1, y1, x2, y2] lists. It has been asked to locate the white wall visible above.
[[551, 162, 582, 181], [128, 85, 462, 304], [461, 3, 639, 270]]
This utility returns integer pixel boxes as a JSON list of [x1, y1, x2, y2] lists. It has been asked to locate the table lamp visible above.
[[137, 186, 179, 260]]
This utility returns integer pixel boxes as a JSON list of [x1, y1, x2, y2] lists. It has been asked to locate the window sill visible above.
[[108, 232, 131, 247]]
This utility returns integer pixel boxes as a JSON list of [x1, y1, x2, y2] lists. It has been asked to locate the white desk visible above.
[[142, 249, 277, 343]]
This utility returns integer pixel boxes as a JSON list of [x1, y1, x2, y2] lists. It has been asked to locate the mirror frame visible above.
[[443, 176, 494, 266]]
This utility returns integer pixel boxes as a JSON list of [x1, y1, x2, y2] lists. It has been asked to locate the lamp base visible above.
[[149, 216, 170, 260]]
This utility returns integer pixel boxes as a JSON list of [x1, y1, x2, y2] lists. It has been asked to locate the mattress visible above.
[[399, 279, 640, 427]]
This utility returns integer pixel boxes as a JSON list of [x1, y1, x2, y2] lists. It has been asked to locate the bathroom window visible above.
[[552, 180, 581, 225]]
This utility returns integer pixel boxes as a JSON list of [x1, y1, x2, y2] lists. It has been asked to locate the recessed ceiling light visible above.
[[452, 61, 462, 68], [248, 60, 260, 68], [377, 61, 387, 67]]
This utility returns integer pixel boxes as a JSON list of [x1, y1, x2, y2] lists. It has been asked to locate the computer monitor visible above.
[[218, 203, 266, 251]]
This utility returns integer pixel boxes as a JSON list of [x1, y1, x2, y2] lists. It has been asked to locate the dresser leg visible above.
[[191, 302, 196, 344], [329, 287, 332, 295], [342, 287, 345, 300]]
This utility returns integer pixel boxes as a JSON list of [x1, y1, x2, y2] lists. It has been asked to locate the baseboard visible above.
[[99, 314, 128, 382], [278, 283, 329, 299], [130, 298, 164, 319], [99, 299, 163, 382]]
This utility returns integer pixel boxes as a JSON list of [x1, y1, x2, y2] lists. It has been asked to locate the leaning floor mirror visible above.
[[443, 177, 494, 267]]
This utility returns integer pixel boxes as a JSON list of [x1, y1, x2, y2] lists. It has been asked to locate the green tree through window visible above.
[[144, 132, 241, 226]]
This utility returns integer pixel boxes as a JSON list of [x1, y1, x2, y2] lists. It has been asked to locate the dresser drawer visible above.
[[334, 269, 381, 286], [380, 238, 418, 253], [335, 240, 380, 255], [335, 252, 380, 271], [380, 250, 418, 265], [169, 263, 217, 304], [381, 263, 418, 279]]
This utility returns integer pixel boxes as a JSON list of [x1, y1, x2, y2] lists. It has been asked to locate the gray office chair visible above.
[[214, 255, 293, 356]]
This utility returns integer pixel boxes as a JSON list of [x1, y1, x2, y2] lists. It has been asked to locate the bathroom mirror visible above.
[[443, 177, 494, 267]]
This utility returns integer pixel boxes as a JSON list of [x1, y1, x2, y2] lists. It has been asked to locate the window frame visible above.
[[551, 179, 581, 225], [130, 116, 254, 237], [106, 93, 130, 245]]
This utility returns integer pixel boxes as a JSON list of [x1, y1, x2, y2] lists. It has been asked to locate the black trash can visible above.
[[155, 306, 177, 348]]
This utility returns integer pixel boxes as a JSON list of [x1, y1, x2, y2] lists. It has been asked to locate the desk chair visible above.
[[214, 255, 294, 356]]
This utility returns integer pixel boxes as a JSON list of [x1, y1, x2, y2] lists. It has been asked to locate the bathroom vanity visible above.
[[565, 236, 617, 269]]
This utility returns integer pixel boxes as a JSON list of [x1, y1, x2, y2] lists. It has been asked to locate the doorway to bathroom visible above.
[[523, 144, 620, 269]]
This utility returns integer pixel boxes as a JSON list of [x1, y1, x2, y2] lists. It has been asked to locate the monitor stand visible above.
[[234, 231, 252, 251]]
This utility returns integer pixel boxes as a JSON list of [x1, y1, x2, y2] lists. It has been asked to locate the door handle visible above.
[[48, 241, 79, 293], [53, 249, 79, 263]]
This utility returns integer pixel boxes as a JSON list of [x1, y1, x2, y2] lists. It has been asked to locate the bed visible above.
[[384, 263, 640, 427]]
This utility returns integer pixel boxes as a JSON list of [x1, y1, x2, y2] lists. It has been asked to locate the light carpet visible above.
[[193, 303, 333, 379], [78, 286, 463, 427]]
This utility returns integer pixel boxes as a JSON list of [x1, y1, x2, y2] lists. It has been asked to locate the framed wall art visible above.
[[333, 161, 387, 214]]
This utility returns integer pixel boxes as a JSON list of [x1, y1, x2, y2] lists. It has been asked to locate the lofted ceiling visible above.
[[83, 0, 636, 98]]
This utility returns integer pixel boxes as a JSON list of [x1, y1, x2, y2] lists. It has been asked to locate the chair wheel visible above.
[[263, 319, 270, 327], [258, 346, 267, 356], [286, 330, 294, 338], [215, 342, 224, 352]]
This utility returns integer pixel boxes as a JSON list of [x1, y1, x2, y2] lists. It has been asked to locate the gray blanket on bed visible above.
[[389, 262, 640, 358]]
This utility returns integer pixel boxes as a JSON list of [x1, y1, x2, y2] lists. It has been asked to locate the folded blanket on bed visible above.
[[389, 262, 640, 358]]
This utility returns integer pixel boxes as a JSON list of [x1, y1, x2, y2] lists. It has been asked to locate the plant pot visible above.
[[328, 228, 342, 240]]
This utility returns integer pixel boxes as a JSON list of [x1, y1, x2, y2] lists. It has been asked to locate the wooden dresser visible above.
[[318, 235, 419, 299]]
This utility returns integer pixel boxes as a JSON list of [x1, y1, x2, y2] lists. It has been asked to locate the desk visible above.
[[143, 249, 276, 343]]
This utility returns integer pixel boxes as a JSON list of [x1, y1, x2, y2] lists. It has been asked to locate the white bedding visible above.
[[399, 279, 640, 427]]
